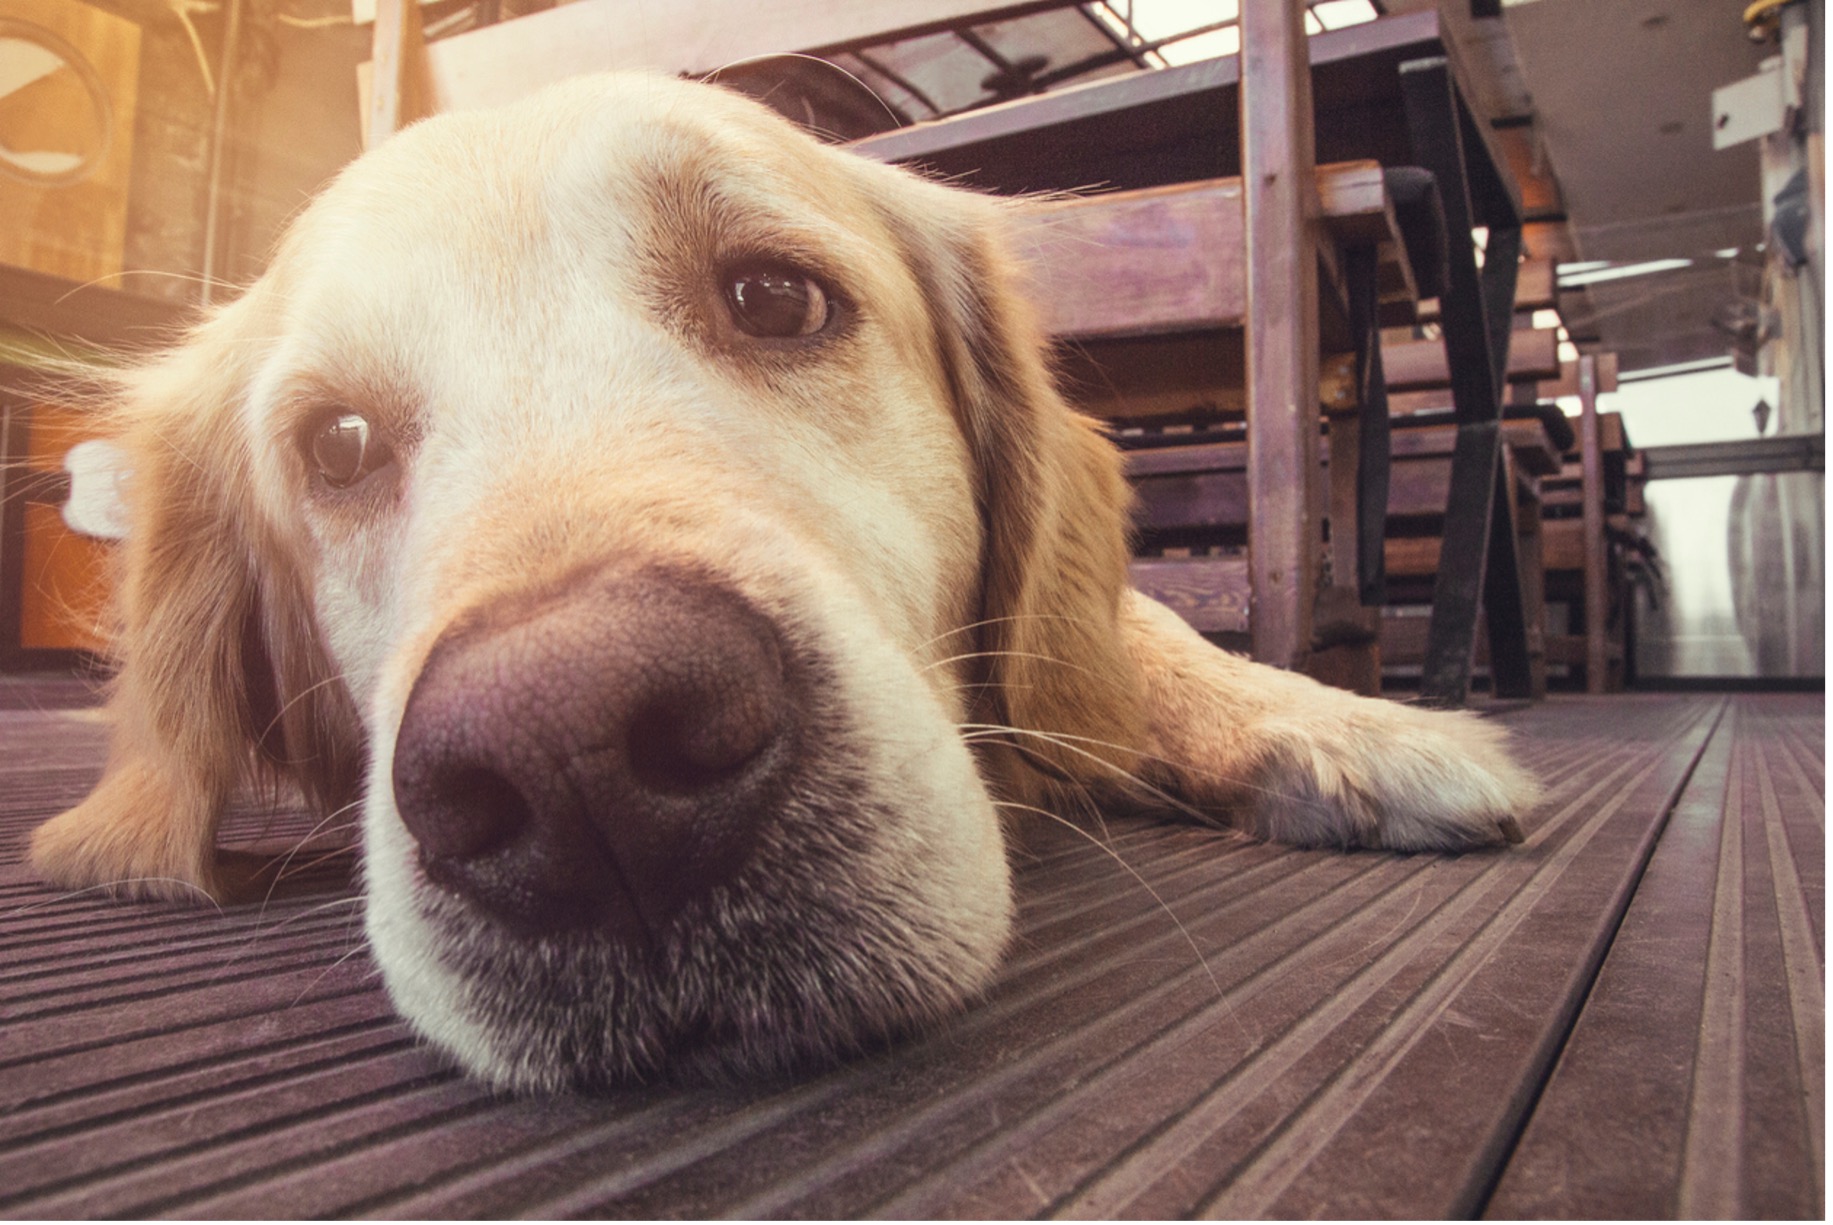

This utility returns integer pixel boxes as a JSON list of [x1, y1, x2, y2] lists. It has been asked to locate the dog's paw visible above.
[[28, 763, 227, 904], [1237, 704, 1537, 852]]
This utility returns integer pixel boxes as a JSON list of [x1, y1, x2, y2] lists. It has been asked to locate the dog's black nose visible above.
[[390, 567, 798, 941]]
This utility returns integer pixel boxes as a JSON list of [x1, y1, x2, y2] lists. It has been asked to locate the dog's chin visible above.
[[360, 669, 1014, 1090], [419, 844, 997, 1089], [369, 796, 1009, 1090]]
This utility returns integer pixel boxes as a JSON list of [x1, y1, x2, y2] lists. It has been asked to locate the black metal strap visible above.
[[1398, 55, 1532, 704], [1344, 243, 1389, 607]]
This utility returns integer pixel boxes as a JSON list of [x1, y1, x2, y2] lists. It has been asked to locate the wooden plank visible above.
[[1055, 333, 1247, 422], [1416, 255, 1554, 321], [1241, 0, 1320, 670], [1127, 558, 1251, 635], [1538, 352, 1621, 398], [360, 0, 1079, 117], [1022, 180, 1246, 341], [1126, 427, 1547, 531], [1381, 327, 1560, 391], [1542, 516, 1631, 572], [1390, 417, 1560, 475], [1022, 162, 1399, 342], [1487, 696, 1825, 1219], [1130, 455, 1458, 531], [1514, 257, 1557, 312], [1314, 161, 1403, 250]]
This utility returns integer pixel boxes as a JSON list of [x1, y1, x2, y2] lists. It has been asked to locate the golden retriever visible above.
[[30, 73, 1532, 1089]]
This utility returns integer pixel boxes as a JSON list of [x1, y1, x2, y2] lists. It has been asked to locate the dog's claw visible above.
[[1497, 815, 1525, 844]]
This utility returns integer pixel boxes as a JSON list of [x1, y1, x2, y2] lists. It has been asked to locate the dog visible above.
[[30, 72, 1534, 1090]]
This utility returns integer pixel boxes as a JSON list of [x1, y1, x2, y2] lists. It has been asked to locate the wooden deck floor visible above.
[[0, 687, 1821, 1218]]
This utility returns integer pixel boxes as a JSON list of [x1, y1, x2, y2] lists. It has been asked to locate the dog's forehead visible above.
[[293, 74, 867, 271]]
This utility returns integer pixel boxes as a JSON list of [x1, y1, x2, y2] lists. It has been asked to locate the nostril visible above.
[[410, 766, 529, 860], [626, 685, 782, 796]]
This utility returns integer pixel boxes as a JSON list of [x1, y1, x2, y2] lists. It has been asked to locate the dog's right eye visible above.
[[308, 411, 392, 489], [721, 263, 834, 340]]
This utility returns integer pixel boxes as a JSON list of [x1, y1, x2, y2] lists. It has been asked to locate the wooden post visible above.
[[1505, 445, 1549, 699], [1311, 243, 1386, 696], [367, 0, 426, 150], [1577, 353, 1608, 693], [198, 0, 245, 307], [1241, 0, 1320, 671]]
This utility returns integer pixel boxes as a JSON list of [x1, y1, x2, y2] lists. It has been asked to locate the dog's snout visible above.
[[391, 567, 798, 940]]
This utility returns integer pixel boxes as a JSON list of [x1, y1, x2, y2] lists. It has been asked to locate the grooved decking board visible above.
[[1487, 693, 1825, 1219], [0, 689, 1821, 1218]]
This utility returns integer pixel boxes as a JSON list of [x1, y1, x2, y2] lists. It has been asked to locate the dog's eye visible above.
[[309, 411, 392, 489], [722, 264, 832, 339]]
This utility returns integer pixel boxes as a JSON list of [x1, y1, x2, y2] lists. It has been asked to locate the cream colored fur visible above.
[[30, 72, 1534, 1086]]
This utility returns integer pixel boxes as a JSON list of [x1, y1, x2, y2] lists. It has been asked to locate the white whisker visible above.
[[993, 798, 1222, 998]]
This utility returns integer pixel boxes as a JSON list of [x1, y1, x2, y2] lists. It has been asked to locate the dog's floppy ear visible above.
[[877, 178, 1148, 806], [29, 302, 362, 901]]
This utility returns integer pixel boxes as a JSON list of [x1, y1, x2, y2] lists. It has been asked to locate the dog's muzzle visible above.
[[390, 565, 800, 944]]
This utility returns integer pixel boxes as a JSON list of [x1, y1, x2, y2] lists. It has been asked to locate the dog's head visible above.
[[103, 73, 1145, 1087]]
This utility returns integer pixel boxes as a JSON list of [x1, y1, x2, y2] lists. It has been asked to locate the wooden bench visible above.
[[1118, 407, 1564, 695], [1014, 156, 1423, 694], [1378, 410, 1565, 696], [1382, 352, 1646, 694]]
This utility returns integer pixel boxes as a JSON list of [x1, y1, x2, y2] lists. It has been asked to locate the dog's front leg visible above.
[[30, 728, 238, 903], [1117, 590, 1536, 851]]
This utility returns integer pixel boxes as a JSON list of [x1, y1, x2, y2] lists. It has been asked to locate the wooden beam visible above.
[[359, 0, 1079, 117], [1577, 354, 1608, 694], [1241, 0, 1320, 671], [365, 0, 425, 150]]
